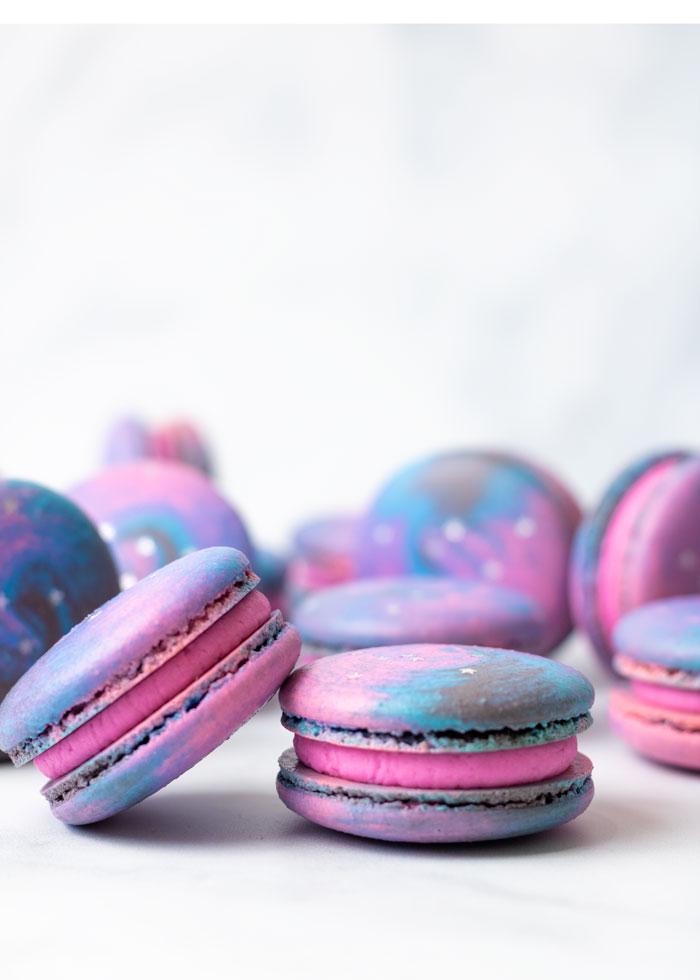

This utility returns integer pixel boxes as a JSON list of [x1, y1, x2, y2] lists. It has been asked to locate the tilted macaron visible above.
[[149, 420, 214, 477], [0, 547, 301, 824], [357, 451, 581, 655], [0, 480, 119, 701], [570, 450, 700, 668], [70, 459, 252, 590], [609, 596, 700, 771], [286, 514, 360, 607], [294, 576, 546, 664], [277, 645, 594, 843]]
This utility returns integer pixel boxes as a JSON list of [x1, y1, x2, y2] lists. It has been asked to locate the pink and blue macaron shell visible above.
[[294, 576, 546, 662], [0, 547, 302, 823], [149, 420, 214, 477], [609, 597, 700, 771], [569, 449, 700, 667], [287, 514, 360, 605], [0, 479, 119, 700], [277, 645, 594, 843], [69, 460, 253, 589], [357, 450, 581, 655]]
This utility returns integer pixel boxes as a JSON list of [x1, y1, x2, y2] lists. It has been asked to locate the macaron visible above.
[[609, 596, 700, 771], [70, 459, 252, 590], [0, 479, 119, 701], [103, 417, 213, 476], [102, 417, 150, 467], [0, 547, 301, 824], [150, 420, 213, 477], [287, 514, 360, 606], [570, 450, 700, 668], [255, 548, 288, 614], [294, 575, 546, 664], [357, 450, 581, 655], [277, 645, 594, 843]]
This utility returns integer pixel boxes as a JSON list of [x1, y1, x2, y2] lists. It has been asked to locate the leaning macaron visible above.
[[69, 459, 252, 590], [0, 479, 119, 701], [294, 576, 546, 664], [570, 450, 700, 668], [277, 645, 594, 843], [609, 596, 700, 771], [0, 547, 301, 824], [149, 420, 214, 477], [357, 450, 581, 656]]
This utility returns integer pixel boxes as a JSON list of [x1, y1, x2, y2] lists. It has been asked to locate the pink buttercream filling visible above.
[[34, 589, 272, 781], [632, 680, 700, 713], [597, 459, 676, 638], [293, 734, 578, 789]]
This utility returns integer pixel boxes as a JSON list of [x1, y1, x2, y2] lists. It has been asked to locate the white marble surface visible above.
[[1, 636, 698, 979]]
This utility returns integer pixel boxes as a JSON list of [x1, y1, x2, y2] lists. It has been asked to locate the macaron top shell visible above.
[[0, 480, 119, 697], [613, 596, 700, 673], [280, 644, 594, 739], [0, 547, 254, 760], [295, 576, 545, 652], [70, 460, 253, 588], [357, 450, 581, 654]]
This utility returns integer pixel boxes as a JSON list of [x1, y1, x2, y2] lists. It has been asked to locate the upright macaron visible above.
[[0, 480, 119, 700], [294, 576, 546, 663], [357, 451, 581, 655], [0, 547, 301, 824], [70, 460, 252, 589], [277, 645, 594, 843], [609, 596, 700, 771], [103, 417, 214, 476], [570, 450, 700, 667]]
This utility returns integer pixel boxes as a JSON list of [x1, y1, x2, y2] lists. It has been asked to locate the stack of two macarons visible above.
[[294, 450, 583, 661], [571, 450, 700, 771]]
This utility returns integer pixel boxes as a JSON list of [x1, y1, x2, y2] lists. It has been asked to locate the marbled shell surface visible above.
[[613, 596, 700, 673], [357, 451, 581, 655], [277, 749, 594, 843], [280, 644, 594, 737], [0, 480, 119, 698], [0, 547, 253, 758], [150, 421, 213, 476], [70, 459, 252, 587], [570, 449, 700, 666], [295, 576, 545, 653]]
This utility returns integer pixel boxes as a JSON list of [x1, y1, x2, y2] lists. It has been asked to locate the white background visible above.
[[1, 25, 699, 979]]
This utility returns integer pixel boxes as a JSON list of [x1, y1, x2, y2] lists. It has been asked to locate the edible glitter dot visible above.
[[98, 522, 116, 542], [514, 516, 536, 538], [19, 639, 34, 656], [48, 589, 64, 606], [136, 536, 157, 557], [0, 593, 8, 610], [120, 572, 138, 590], [442, 519, 466, 542], [180, 545, 197, 556], [372, 523, 394, 546], [482, 559, 503, 580]]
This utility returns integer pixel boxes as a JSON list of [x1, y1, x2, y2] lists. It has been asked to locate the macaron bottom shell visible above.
[[277, 749, 594, 844], [609, 687, 700, 772], [44, 618, 301, 825]]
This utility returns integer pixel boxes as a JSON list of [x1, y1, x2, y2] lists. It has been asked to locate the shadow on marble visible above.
[[78, 789, 295, 848]]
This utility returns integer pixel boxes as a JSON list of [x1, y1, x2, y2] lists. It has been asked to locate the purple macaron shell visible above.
[[294, 576, 546, 655], [46, 616, 301, 824], [277, 749, 594, 843], [0, 548, 254, 761], [0, 480, 119, 700], [357, 451, 581, 655], [69, 460, 253, 589], [570, 450, 700, 667], [280, 645, 594, 749], [102, 417, 151, 467], [613, 596, 700, 673]]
